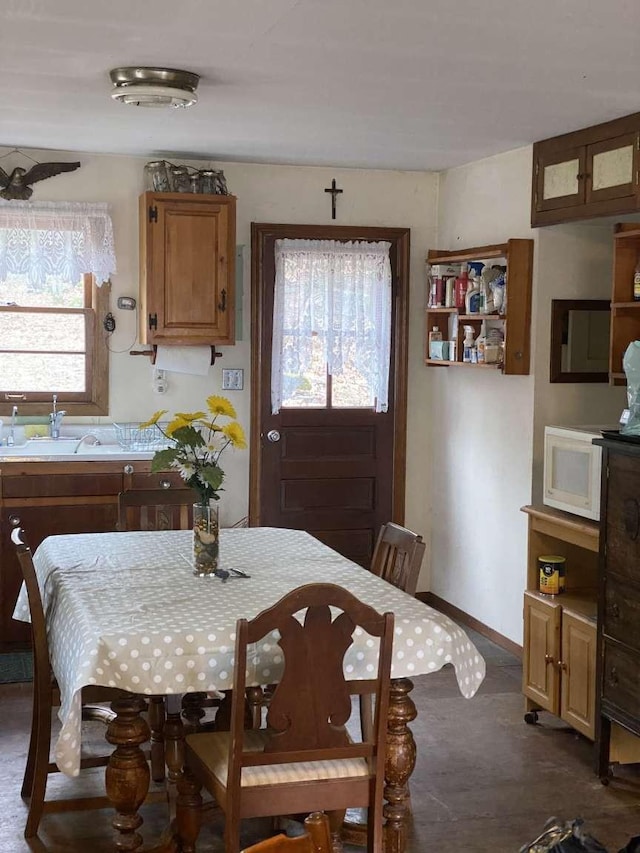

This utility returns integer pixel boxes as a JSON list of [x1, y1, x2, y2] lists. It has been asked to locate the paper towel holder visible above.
[[129, 345, 223, 365]]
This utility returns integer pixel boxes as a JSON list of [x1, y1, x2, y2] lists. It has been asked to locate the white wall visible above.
[[434, 146, 625, 645], [12, 149, 438, 531]]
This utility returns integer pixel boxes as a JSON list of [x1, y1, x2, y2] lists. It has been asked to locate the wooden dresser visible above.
[[594, 434, 640, 780]]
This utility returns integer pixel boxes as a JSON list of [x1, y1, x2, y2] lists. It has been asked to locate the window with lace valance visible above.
[[0, 201, 116, 417]]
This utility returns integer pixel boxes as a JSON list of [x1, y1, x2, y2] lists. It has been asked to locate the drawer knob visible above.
[[608, 666, 619, 687], [123, 464, 134, 475], [159, 479, 172, 489], [623, 498, 640, 540]]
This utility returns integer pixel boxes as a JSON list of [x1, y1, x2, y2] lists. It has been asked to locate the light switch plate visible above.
[[222, 368, 244, 391]]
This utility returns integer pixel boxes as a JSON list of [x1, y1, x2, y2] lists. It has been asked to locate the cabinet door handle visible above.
[[558, 660, 567, 672], [159, 479, 172, 489], [609, 603, 620, 618], [218, 289, 227, 313], [544, 654, 555, 665], [608, 666, 619, 687]]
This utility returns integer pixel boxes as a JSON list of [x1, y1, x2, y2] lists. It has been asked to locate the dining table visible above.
[[13, 526, 486, 853]]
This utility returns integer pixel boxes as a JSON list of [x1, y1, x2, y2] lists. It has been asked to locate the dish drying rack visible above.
[[112, 422, 174, 452]]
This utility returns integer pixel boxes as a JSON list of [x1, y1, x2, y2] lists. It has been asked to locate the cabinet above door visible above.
[[139, 192, 236, 346], [532, 113, 640, 227]]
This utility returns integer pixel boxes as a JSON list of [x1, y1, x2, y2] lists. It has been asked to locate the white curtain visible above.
[[0, 201, 116, 286], [272, 239, 392, 414]]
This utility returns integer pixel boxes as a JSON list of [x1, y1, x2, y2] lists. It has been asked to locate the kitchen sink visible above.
[[0, 438, 153, 460]]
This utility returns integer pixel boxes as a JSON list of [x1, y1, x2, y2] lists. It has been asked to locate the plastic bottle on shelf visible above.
[[465, 275, 481, 314], [462, 326, 475, 363], [476, 321, 487, 364], [455, 264, 469, 309]]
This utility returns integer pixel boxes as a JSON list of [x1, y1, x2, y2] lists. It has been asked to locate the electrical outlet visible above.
[[222, 368, 244, 391], [153, 368, 168, 394]]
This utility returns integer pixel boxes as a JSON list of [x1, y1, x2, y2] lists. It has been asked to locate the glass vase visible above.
[[193, 502, 219, 576]]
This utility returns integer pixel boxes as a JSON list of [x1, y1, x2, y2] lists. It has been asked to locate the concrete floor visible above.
[[1, 631, 640, 853]]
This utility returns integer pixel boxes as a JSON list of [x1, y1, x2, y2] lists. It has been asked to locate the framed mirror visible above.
[[550, 299, 611, 383]]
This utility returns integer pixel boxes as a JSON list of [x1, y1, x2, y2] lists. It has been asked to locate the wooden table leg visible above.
[[149, 696, 166, 783], [341, 678, 417, 852], [383, 677, 417, 853], [105, 696, 151, 853]]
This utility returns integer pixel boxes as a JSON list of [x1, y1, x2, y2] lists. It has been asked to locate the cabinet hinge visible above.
[[148, 313, 158, 331], [148, 205, 158, 223]]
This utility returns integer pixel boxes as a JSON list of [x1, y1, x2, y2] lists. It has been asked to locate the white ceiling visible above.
[[1, 0, 639, 171]]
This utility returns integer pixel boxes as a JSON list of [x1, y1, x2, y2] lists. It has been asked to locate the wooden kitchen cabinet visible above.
[[594, 436, 640, 780], [609, 223, 640, 385], [139, 192, 236, 346], [425, 238, 533, 375], [532, 113, 640, 227], [521, 505, 640, 765], [0, 460, 192, 651]]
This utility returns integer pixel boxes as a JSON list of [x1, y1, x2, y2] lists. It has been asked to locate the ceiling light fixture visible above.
[[109, 67, 200, 109]]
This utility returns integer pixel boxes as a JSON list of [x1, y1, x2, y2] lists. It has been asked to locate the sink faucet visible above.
[[73, 434, 101, 454], [7, 405, 17, 446], [49, 395, 67, 440]]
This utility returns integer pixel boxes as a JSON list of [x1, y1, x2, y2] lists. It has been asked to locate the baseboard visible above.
[[417, 592, 522, 660]]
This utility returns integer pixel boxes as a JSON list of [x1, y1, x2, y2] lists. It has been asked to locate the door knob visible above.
[[267, 430, 281, 443]]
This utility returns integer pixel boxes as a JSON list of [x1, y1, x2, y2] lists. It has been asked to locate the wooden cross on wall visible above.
[[324, 178, 343, 220]]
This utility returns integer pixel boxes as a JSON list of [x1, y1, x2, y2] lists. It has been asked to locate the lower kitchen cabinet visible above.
[[523, 591, 596, 739], [0, 460, 191, 651], [521, 505, 640, 766]]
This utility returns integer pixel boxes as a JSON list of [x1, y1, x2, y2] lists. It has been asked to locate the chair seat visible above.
[[185, 729, 369, 788]]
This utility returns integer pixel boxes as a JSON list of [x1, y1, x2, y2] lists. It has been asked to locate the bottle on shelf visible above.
[[634, 257, 640, 301], [462, 325, 475, 363], [455, 264, 469, 309], [465, 274, 481, 314], [476, 321, 487, 364]]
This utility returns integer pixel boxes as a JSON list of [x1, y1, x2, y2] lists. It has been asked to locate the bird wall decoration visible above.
[[0, 161, 81, 200]]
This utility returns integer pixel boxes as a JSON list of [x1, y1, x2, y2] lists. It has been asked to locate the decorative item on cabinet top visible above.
[[424, 238, 533, 376], [144, 160, 228, 195]]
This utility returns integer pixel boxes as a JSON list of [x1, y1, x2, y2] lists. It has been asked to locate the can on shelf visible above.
[[538, 555, 566, 595]]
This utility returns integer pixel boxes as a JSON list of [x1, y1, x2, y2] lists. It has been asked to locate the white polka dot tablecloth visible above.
[[13, 527, 485, 777]]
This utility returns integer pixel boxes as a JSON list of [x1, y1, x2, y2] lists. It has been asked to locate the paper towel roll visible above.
[[155, 346, 211, 376]]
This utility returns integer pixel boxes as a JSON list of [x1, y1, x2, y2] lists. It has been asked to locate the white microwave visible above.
[[543, 425, 610, 521]]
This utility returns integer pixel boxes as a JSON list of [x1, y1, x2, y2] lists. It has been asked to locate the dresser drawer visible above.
[[2, 471, 123, 499], [604, 577, 640, 651], [602, 639, 640, 718], [127, 471, 189, 491], [604, 453, 640, 584]]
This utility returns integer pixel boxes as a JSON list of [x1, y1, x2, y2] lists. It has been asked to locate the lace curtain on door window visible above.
[[272, 239, 392, 414], [0, 201, 117, 286]]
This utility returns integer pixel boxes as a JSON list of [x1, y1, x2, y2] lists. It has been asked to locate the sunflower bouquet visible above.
[[140, 395, 247, 508]]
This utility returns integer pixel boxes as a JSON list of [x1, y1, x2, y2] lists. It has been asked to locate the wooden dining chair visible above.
[[369, 521, 426, 596], [241, 812, 332, 853], [359, 521, 426, 748], [116, 487, 196, 532], [175, 582, 394, 853], [10, 521, 130, 838]]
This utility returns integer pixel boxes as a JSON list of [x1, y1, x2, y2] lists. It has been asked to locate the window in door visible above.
[[271, 239, 392, 412]]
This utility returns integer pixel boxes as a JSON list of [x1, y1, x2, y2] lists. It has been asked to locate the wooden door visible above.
[[560, 612, 596, 740], [585, 133, 637, 205], [250, 224, 409, 568], [140, 192, 235, 345], [523, 592, 561, 714]]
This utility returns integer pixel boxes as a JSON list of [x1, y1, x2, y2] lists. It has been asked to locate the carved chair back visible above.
[[178, 585, 393, 852], [117, 488, 196, 532], [370, 522, 425, 596]]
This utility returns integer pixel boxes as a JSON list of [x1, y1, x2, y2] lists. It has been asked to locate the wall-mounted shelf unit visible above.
[[425, 238, 533, 376], [610, 223, 640, 385]]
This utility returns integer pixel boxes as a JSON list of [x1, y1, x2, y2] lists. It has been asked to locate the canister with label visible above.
[[538, 555, 566, 595]]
